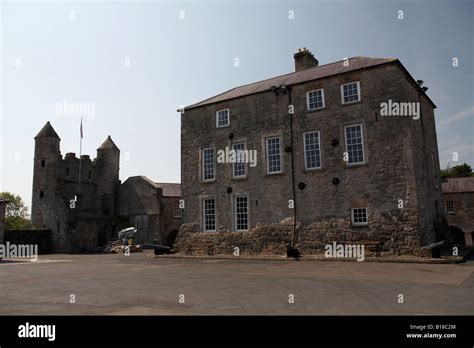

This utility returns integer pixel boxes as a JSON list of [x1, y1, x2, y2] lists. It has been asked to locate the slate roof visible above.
[[98, 135, 119, 150], [123, 176, 181, 197], [442, 177, 474, 193], [34, 121, 61, 140], [154, 183, 181, 197], [184, 56, 435, 110]]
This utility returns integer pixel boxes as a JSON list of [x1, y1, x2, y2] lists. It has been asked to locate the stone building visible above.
[[31, 122, 181, 253], [119, 176, 182, 246], [177, 48, 447, 255], [442, 177, 474, 246]]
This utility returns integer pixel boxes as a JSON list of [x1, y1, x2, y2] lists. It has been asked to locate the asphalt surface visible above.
[[0, 251, 473, 315]]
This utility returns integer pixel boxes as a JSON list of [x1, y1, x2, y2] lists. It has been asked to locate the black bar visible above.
[[0, 316, 472, 346]]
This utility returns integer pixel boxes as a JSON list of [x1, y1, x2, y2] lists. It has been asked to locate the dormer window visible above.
[[216, 109, 230, 128], [66, 167, 70, 178]]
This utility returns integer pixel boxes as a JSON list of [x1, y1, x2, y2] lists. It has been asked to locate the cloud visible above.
[[438, 106, 474, 128]]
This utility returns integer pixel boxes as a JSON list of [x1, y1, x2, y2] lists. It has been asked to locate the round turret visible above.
[[96, 135, 120, 193]]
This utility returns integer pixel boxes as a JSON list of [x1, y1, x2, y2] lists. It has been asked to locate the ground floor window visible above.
[[203, 198, 216, 231], [234, 195, 249, 231], [351, 207, 368, 226]]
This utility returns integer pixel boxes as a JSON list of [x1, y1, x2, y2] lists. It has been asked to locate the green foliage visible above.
[[0, 192, 33, 230], [440, 163, 473, 181]]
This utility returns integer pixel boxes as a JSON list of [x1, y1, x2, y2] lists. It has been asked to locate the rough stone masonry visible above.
[[176, 48, 449, 256]]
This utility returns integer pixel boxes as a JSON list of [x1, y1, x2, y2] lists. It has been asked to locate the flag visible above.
[[80, 118, 83, 139]]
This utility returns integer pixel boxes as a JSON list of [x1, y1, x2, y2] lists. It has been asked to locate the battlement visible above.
[[64, 152, 78, 161]]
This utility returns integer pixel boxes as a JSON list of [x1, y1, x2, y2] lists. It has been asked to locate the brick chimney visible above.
[[294, 47, 319, 72]]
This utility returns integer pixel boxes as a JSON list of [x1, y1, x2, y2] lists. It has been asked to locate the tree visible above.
[[0, 192, 33, 230], [450, 163, 473, 177], [441, 163, 473, 180]]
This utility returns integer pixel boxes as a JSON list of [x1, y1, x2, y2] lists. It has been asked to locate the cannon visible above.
[[143, 243, 177, 255]]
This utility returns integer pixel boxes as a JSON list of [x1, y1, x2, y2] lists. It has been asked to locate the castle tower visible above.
[[31, 121, 61, 228], [96, 136, 120, 216]]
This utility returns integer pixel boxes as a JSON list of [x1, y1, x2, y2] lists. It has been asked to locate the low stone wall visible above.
[[175, 221, 294, 255], [296, 210, 422, 255], [4, 229, 52, 254], [175, 210, 424, 256]]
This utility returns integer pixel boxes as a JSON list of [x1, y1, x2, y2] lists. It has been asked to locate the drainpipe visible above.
[[272, 85, 298, 247], [285, 86, 298, 247]]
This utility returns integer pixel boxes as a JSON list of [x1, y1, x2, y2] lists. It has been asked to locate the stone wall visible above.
[[176, 208, 421, 256]]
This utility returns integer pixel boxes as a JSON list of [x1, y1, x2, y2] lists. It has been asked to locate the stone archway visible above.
[[449, 226, 466, 246]]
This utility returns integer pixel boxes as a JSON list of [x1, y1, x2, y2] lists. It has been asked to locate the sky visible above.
[[1, 0, 473, 212]]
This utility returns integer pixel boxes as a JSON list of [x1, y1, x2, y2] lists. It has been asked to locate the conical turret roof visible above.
[[98, 135, 119, 151], [34, 121, 61, 140]]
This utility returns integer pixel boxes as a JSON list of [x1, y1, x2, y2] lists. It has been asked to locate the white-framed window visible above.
[[234, 195, 249, 231], [306, 89, 325, 110], [202, 147, 215, 181], [341, 81, 361, 104], [232, 142, 246, 178], [173, 203, 182, 218], [216, 109, 230, 128], [303, 131, 321, 170], [344, 124, 365, 165], [351, 207, 368, 226], [445, 200, 455, 213], [266, 136, 282, 174], [202, 198, 216, 231]]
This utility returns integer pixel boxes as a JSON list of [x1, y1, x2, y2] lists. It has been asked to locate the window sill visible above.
[[341, 100, 362, 107], [306, 107, 326, 114], [345, 162, 368, 169], [303, 167, 323, 173], [232, 176, 248, 181], [216, 125, 230, 129], [201, 180, 216, 184], [265, 172, 285, 177]]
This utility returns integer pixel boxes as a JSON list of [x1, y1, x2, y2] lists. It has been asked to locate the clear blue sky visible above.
[[1, 0, 473, 212]]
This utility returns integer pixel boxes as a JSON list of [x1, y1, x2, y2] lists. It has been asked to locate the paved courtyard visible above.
[[0, 251, 473, 315]]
